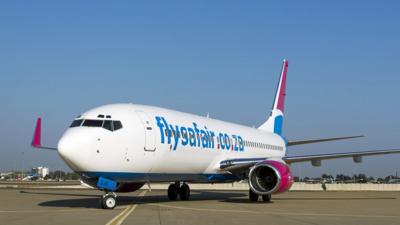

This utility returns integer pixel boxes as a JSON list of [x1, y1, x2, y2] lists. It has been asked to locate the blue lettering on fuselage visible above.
[[155, 116, 244, 151]]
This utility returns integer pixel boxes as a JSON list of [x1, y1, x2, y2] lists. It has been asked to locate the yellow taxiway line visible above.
[[105, 190, 147, 225]]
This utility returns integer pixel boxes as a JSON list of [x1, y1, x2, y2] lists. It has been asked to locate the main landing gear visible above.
[[168, 182, 190, 201], [249, 189, 272, 203], [101, 192, 117, 209]]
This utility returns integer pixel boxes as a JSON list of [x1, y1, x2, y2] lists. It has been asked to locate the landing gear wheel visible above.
[[101, 193, 117, 209], [262, 194, 272, 202], [249, 189, 259, 202], [179, 183, 190, 200], [168, 183, 179, 200]]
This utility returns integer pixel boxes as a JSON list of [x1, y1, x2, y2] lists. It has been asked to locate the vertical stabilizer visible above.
[[258, 59, 288, 136]]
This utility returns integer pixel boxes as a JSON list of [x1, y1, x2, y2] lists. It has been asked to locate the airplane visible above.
[[0, 172, 13, 180], [31, 59, 400, 209], [22, 174, 39, 181]]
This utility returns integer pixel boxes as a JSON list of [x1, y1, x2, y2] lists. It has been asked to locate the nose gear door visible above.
[[135, 110, 156, 151]]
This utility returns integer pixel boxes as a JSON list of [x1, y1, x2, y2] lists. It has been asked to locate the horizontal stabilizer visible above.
[[287, 135, 364, 146]]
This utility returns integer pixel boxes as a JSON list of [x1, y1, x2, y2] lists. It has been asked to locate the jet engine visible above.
[[248, 160, 293, 195]]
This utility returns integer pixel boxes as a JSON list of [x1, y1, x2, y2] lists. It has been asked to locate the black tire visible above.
[[168, 183, 179, 200], [262, 194, 272, 202], [179, 183, 190, 200], [249, 189, 259, 202], [101, 195, 116, 209]]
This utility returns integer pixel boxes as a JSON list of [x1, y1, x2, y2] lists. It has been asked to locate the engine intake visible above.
[[249, 160, 293, 195]]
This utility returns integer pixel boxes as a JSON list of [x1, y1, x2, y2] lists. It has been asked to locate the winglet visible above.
[[31, 117, 57, 150], [32, 117, 42, 147]]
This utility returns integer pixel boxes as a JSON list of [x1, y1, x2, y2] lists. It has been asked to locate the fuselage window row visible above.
[[162, 129, 283, 151], [243, 140, 283, 151]]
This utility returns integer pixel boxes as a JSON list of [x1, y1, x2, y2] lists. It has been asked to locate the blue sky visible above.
[[0, 1, 399, 177]]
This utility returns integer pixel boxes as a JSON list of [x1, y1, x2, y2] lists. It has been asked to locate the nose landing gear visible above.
[[167, 182, 191, 201], [101, 192, 117, 209]]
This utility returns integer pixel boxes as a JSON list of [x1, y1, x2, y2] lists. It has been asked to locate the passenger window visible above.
[[103, 120, 113, 131], [70, 119, 83, 128], [113, 121, 123, 131]]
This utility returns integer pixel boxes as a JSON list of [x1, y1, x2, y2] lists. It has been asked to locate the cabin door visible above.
[[135, 111, 156, 151]]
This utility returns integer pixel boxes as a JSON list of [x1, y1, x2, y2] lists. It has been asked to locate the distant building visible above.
[[31, 166, 49, 179]]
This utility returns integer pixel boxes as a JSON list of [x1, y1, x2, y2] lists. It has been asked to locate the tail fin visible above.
[[258, 59, 288, 136]]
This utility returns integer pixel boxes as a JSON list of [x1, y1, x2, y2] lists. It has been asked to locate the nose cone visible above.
[[58, 129, 92, 172]]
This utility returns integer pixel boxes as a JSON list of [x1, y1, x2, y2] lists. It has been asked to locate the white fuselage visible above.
[[57, 104, 286, 183]]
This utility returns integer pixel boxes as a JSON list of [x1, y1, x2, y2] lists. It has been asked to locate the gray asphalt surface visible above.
[[0, 189, 399, 225]]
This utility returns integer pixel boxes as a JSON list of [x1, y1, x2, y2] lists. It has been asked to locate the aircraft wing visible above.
[[219, 148, 400, 172], [220, 157, 267, 171], [283, 149, 400, 165], [287, 135, 364, 146]]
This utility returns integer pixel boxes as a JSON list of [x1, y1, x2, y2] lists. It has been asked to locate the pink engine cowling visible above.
[[248, 160, 293, 195]]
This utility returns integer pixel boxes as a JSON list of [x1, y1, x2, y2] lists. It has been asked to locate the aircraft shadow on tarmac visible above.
[[20, 190, 99, 198], [27, 191, 247, 209], [222, 196, 397, 204], [20, 190, 396, 209]]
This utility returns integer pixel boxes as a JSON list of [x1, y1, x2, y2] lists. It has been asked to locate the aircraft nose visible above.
[[58, 130, 91, 171]]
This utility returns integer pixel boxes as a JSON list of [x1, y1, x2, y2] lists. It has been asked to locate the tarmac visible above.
[[0, 188, 399, 225]]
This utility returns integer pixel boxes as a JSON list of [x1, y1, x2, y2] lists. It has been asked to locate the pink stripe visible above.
[[276, 60, 288, 112], [32, 118, 42, 147]]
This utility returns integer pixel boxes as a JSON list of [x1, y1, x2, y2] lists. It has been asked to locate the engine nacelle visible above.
[[249, 160, 293, 195]]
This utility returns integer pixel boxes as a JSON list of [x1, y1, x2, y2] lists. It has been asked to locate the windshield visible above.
[[69, 119, 123, 131]]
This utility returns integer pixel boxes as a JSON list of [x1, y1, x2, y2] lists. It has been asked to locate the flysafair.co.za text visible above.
[[155, 116, 244, 151]]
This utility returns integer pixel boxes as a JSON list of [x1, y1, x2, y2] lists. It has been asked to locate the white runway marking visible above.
[[105, 190, 147, 225], [147, 203, 400, 219]]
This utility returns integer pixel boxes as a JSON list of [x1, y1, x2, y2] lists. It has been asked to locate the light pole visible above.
[[20, 151, 24, 179]]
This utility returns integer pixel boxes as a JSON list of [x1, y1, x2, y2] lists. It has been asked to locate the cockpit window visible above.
[[103, 120, 113, 131], [70, 119, 83, 127], [113, 121, 123, 131], [82, 120, 103, 127], [69, 118, 123, 131]]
